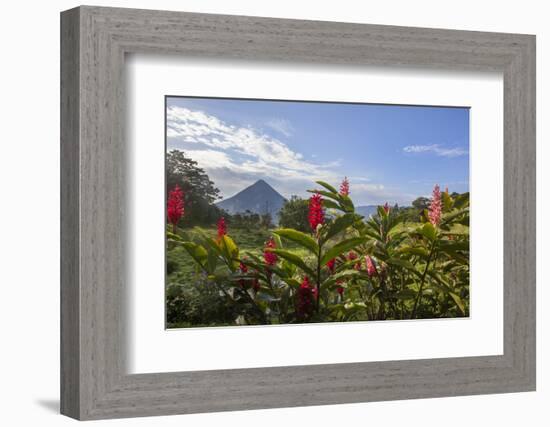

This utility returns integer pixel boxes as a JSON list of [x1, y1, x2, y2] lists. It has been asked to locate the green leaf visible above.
[[196, 230, 222, 256], [306, 189, 340, 202], [322, 269, 362, 288], [396, 246, 430, 258], [166, 231, 184, 242], [320, 237, 367, 265], [396, 289, 417, 300], [315, 180, 339, 194], [283, 278, 302, 288], [322, 199, 341, 210], [339, 195, 355, 212], [220, 235, 239, 270], [265, 249, 315, 277], [386, 257, 416, 271], [388, 221, 418, 237], [272, 233, 284, 250], [439, 240, 469, 251], [418, 222, 437, 241], [442, 223, 470, 236], [449, 292, 466, 315], [206, 250, 218, 273], [441, 208, 469, 225], [386, 258, 422, 279], [322, 213, 359, 242], [442, 191, 453, 211], [274, 228, 319, 254], [181, 242, 208, 269]]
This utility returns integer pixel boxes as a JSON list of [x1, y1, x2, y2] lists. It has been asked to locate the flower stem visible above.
[[411, 242, 436, 319]]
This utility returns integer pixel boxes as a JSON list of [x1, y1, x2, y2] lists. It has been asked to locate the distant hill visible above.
[[355, 205, 379, 218], [216, 180, 287, 223]]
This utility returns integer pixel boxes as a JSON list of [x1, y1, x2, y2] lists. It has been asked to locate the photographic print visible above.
[[165, 97, 470, 328]]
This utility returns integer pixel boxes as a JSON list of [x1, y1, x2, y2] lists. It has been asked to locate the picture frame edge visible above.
[[60, 5, 536, 420]]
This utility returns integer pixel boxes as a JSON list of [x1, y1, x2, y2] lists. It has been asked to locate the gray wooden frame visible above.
[[60, 5, 536, 420]]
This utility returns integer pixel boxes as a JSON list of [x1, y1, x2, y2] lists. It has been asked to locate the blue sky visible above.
[[166, 97, 469, 206]]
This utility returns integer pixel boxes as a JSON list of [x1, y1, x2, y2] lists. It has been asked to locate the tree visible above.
[[412, 196, 430, 210], [166, 150, 222, 226], [278, 196, 310, 232]]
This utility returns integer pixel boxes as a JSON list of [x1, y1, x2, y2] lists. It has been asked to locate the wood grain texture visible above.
[[60, 7, 80, 419], [60, 6, 536, 420]]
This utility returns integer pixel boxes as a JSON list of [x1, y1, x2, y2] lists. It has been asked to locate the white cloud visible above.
[[167, 106, 341, 191], [402, 144, 468, 158], [265, 118, 294, 137], [167, 106, 413, 204]]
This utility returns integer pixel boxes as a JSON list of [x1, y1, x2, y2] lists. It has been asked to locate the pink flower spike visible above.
[[428, 184, 442, 226], [366, 256, 377, 278], [339, 177, 350, 196]]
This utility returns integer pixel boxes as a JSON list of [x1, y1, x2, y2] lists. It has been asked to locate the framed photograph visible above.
[[61, 6, 536, 420]]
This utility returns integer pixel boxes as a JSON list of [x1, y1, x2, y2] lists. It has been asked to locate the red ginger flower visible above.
[[263, 237, 278, 266], [167, 185, 184, 232], [365, 256, 377, 278], [339, 177, 350, 196], [326, 258, 336, 274], [383, 202, 390, 214], [217, 217, 227, 239], [428, 184, 442, 226], [336, 280, 345, 296], [296, 276, 315, 320], [308, 193, 325, 232]]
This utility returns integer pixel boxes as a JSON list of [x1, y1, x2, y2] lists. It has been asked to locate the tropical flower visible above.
[[217, 217, 227, 239], [308, 193, 325, 232], [296, 276, 315, 320], [339, 177, 350, 196], [263, 237, 278, 266], [428, 184, 442, 226], [366, 256, 377, 278], [383, 202, 390, 214], [167, 185, 184, 232], [326, 258, 336, 274], [336, 280, 345, 296]]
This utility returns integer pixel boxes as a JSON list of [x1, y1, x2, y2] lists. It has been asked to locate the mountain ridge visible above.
[[216, 180, 287, 222]]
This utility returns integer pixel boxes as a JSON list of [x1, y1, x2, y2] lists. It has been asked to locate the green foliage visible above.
[[278, 196, 310, 232], [229, 211, 273, 229], [167, 182, 470, 327], [167, 150, 223, 226]]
